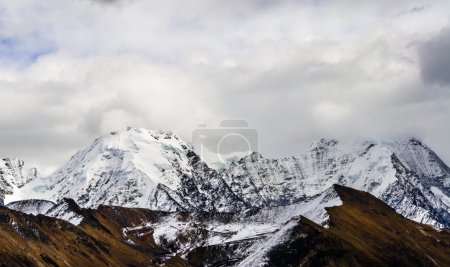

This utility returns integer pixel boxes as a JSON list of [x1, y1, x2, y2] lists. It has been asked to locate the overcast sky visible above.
[[1, 0, 450, 175]]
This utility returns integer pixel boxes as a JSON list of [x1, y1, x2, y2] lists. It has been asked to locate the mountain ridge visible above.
[[3, 184, 450, 266], [223, 137, 450, 228]]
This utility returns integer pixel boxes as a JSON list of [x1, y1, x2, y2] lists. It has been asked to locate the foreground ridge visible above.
[[2, 185, 450, 266]]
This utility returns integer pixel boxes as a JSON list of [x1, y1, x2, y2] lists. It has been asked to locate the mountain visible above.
[[7, 129, 450, 229], [10, 128, 247, 212], [223, 138, 450, 228], [2, 185, 450, 266], [0, 158, 39, 205]]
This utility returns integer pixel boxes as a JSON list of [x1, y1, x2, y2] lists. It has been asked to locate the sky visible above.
[[0, 0, 449, 175]]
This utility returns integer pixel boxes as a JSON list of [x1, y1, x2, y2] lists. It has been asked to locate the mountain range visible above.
[[3, 127, 450, 228], [1, 127, 450, 266]]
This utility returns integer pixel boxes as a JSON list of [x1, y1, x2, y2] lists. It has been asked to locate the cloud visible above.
[[419, 28, 450, 86], [0, 0, 450, 173]]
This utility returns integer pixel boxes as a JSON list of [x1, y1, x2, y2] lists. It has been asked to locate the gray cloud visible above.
[[419, 28, 450, 86], [409, 5, 429, 13]]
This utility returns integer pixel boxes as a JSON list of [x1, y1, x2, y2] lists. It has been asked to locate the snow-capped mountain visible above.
[[0, 158, 40, 205], [10, 128, 247, 212], [223, 138, 450, 228], [6, 128, 450, 229], [4, 131, 450, 265]]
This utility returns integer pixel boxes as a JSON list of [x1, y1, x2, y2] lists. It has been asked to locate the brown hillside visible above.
[[0, 205, 190, 266], [264, 185, 450, 267]]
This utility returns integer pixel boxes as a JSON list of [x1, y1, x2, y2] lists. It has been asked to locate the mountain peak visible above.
[[238, 151, 264, 164], [310, 138, 340, 150], [388, 136, 424, 146], [101, 127, 186, 149], [12, 128, 247, 212]]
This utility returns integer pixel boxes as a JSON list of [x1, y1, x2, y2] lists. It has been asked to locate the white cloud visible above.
[[314, 102, 350, 123]]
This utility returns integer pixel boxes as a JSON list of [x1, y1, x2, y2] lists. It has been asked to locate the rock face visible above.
[[0, 158, 39, 195], [15, 128, 247, 212], [223, 138, 450, 228]]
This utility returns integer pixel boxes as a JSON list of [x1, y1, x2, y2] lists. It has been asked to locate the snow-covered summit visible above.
[[9, 127, 247, 212]]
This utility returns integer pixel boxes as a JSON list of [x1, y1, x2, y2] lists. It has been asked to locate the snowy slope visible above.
[[11, 128, 247, 212], [236, 219, 298, 267], [6, 199, 55, 215], [6, 198, 84, 225], [121, 188, 343, 261], [0, 158, 39, 197], [246, 186, 342, 227]]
